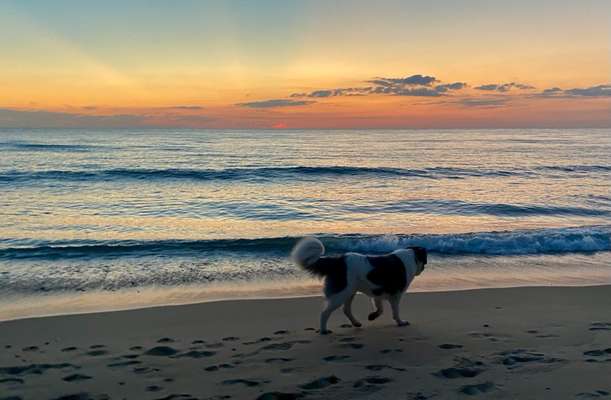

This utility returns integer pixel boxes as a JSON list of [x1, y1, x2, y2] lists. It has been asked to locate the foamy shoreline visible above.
[[3, 274, 611, 322]]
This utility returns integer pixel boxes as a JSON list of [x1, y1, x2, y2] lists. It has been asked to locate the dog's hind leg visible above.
[[390, 293, 409, 327], [343, 293, 362, 327], [320, 291, 351, 334], [368, 296, 384, 321]]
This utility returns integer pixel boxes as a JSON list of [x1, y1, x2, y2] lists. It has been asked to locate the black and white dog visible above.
[[292, 237, 427, 334]]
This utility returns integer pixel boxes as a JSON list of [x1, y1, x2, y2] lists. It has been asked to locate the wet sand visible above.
[[1, 285, 610, 399]]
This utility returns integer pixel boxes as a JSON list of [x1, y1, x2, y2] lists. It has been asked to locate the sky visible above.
[[0, 0, 609, 129]]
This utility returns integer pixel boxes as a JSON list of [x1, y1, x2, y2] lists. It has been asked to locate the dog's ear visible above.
[[408, 246, 428, 265]]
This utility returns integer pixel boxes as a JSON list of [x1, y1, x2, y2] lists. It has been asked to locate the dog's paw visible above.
[[319, 329, 333, 335], [368, 312, 380, 321], [396, 320, 410, 327], [352, 322, 362, 328]]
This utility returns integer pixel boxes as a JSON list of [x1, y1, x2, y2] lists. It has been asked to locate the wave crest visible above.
[[1, 225, 609, 260]]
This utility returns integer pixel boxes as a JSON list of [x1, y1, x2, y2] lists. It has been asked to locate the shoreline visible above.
[[3, 280, 611, 323], [1, 285, 610, 399]]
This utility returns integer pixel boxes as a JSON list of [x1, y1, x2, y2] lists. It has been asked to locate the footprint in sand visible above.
[[583, 348, 611, 357], [89, 344, 106, 349], [264, 357, 294, 364], [153, 394, 199, 400], [497, 349, 564, 368], [144, 346, 179, 356], [589, 322, 611, 331], [380, 348, 402, 354], [261, 340, 311, 351], [274, 330, 289, 335], [299, 375, 340, 390], [204, 363, 234, 372], [576, 390, 610, 398], [133, 366, 161, 375], [434, 357, 484, 379], [323, 355, 351, 362], [157, 337, 175, 344], [222, 336, 239, 342], [51, 394, 111, 400], [406, 391, 435, 400], [459, 381, 496, 395], [256, 392, 304, 400], [61, 347, 78, 352], [172, 350, 216, 359], [243, 337, 272, 345], [133, 367, 152, 374], [222, 378, 267, 387], [86, 350, 109, 357], [583, 348, 611, 363], [21, 346, 39, 352], [434, 367, 482, 379], [467, 332, 505, 342], [146, 385, 163, 392], [130, 346, 143, 351], [341, 343, 364, 350], [353, 376, 393, 393], [63, 374, 93, 382], [0, 377, 25, 385], [438, 344, 463, 350], [262, 343, 291, 351], [107, 360, 142, 368], [365, 364, 405, 372], [526, 330, 559, 339], [0, 363, 77, 376]]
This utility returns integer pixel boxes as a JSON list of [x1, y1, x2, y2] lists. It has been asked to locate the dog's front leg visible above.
[[390, 293, 409, 327], [320, 297, 343, 334]]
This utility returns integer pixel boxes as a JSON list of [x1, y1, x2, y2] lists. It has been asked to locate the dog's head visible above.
[[407, 246, 427, 275]]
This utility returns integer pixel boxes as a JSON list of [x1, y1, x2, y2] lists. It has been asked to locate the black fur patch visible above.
[[366, 254, 407, 296], [310, 256, 348, 296], [408, 246, 428, 265]]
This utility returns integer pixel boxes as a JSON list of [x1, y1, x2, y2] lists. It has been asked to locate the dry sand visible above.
[[1, 285, 610, 400]]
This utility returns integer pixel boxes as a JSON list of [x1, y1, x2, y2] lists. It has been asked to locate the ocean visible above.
[[1, 128, 610, 319]]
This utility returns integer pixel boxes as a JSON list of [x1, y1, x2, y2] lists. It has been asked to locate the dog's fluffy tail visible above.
[[291, 237, 326, 276]]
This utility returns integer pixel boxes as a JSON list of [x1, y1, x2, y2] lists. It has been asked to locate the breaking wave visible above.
[[2, 225, 609, 260]]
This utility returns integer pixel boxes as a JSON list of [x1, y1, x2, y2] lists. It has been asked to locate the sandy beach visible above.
[[1, 285, 610, 399]]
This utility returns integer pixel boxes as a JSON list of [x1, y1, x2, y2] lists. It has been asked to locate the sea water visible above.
[[1, 129, 610, 319]]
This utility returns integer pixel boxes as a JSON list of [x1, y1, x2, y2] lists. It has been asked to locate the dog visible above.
[[291, 237, 427, 334]]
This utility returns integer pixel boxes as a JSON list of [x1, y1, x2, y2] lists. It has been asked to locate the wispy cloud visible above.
[[474, 82, 535, 92], [290, 88, 372, 98], [291, 74, 466, 98], [541, 87, 563, 95], [535, 84, 611, 98], [563, 84, 611, 97], [454, 97, 511, 108], [427, 97, 511, 108], [0, 108, 148, 128], [435, 82, 467, 93], [236, 99, 316, 108], [0, 107, 212, 128], [161, 105, 205, 110], [368, 74, 438, 87]]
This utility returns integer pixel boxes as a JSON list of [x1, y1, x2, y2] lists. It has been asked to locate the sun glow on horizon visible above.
[[0, 0, 609, 128]]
